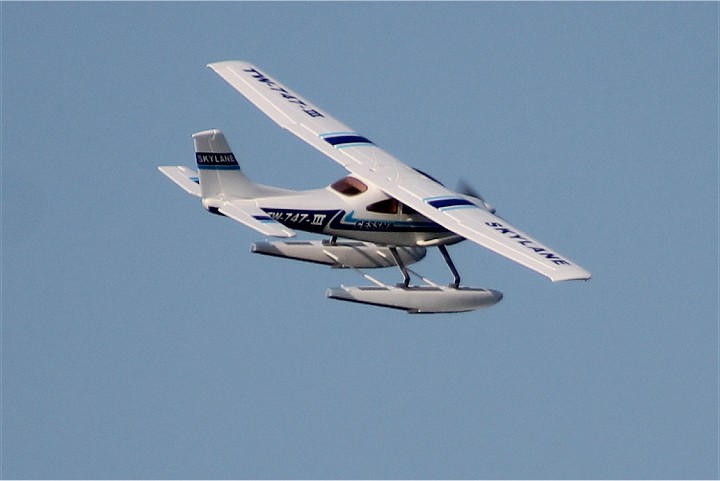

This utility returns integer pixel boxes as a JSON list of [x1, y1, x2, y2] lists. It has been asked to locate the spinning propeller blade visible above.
[[457, 179, 495, 214]]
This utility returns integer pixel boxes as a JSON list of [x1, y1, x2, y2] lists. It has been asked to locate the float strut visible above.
[[438, 245, 461, 288], [389, 246, 411, 288]]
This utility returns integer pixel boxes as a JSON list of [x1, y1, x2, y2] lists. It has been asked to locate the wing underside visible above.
[[207, 61, 590, 282]]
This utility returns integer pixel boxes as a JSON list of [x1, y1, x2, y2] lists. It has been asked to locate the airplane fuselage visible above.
[[248, 179, 467, 247]]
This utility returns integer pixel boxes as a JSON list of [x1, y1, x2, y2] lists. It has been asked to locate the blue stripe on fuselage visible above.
[[259, 208, 449, 234], [330, 211, 447, 233]]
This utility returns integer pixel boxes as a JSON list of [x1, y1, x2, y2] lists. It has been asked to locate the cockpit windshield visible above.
[[330, 176, 368, 196]]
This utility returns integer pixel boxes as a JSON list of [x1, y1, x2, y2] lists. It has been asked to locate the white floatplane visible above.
[[159, 61, 590, 313]]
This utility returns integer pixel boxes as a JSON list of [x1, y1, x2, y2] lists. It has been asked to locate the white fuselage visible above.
[[247, 176, 466, 247]]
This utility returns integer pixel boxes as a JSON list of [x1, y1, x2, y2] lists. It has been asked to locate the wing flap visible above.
[[218, 199, 295, 238]]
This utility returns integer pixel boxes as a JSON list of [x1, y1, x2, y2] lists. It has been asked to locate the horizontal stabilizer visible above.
[[218, 199, 295, 238], [158, 166, 201, 197]]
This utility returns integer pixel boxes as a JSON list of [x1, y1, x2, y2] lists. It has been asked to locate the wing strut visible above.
[[390, 244, 462, 289]]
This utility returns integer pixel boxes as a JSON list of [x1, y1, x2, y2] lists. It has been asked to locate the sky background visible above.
[[2, 2, 718, 479]]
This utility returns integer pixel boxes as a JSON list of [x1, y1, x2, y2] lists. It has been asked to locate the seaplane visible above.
[[159, 61, 591, 313]]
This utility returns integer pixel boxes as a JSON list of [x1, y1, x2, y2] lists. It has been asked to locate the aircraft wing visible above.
[[208, 61, 590, 282]]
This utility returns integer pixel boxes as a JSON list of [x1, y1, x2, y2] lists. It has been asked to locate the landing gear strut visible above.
[[389, 246, 411, 287], [390, 244, 461, 288], [438, 245, 461, 288], [328, 243, 503, 313]]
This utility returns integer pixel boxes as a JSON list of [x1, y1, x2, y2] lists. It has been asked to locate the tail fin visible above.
[[193, 129, 256, 198]]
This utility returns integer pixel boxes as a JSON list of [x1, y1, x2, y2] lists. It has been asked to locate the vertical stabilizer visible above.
[[193, 129, 256, 198]]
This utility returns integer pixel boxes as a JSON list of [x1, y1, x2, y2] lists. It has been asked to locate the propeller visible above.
[[416, 166, 497, 214], [457, 179, 496, 214]]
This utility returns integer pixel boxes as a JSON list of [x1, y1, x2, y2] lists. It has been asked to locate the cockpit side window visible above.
[[330, 176, 368, 196], [401, 203, 418, 215], [367, 198, 399, 214]]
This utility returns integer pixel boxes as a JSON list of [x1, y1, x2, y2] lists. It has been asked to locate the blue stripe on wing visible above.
[[321, 132, 374, 149], [425, 197, 476, 211]]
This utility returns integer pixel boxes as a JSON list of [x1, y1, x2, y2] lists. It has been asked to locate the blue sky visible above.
[[2, 2, 717, 479]]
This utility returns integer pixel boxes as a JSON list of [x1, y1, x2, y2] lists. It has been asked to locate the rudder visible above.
[[193, 129, 255, 198]]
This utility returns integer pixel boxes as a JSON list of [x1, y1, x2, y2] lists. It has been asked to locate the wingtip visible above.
[[549, 271, 592, 283], [207, 60, 251, 70]]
